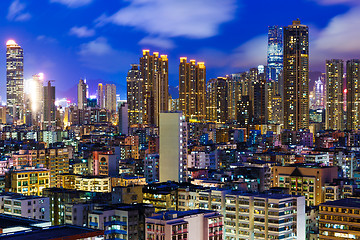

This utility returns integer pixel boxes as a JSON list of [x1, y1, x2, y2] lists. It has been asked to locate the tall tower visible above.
[[179, 57, 206, 122], [159, 112, 187, 183], [6, 40, 24, 121], [140, 50, 168, 126], [77, 79, 87, 110], [97, 83, 104, 108], [267, 26, 283, 83], [104, 84, 116, 112], [206, 77, 228, 123], [127, 64, 143, 126], [326, 59, 344, 130], [283, 19, 309, 131], [43, 81, 55, 128], [346, 59, 360, 130]]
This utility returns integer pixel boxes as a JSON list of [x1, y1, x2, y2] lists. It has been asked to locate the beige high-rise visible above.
[[140, 50, 168, 126], [179, 57, 206, 122], [326, 59, 344, 130]]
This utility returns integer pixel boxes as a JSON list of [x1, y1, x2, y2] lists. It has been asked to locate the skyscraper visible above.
[[326, 60, 344, 131], [179, 57, 206, 122], [127, 64, 143, 126], [283, 19, 309, 131], [159, 112, 187, 183], [77, 79, 87, 110], [104, 84, 116, 112], [97, 83, 104, 109], [346, 59, 360, 130], [43, 81, 55, 128], [6, 40, 24, 121], [140, 50, 169, 126], [267, 26, 283, 83], [206, 77, 228, 123]]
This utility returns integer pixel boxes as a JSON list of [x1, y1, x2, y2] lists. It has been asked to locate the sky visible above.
[[0, 0, 359, 102]]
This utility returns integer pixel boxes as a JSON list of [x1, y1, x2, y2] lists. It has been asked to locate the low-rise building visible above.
[[273, 165, 338, 206], [88, 203, 154, 240], [146, 209, 223, 240], [319, 198, 360, 239], [0, 193, 50, 221], [5, 168, 50, 196]]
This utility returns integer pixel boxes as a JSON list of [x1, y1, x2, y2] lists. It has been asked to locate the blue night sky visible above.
[[0, 0, 358, 102]]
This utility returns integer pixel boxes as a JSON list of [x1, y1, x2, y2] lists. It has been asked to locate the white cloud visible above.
[[50, 0, 93, 8], [309, 6, 360, 69], [313, 0, 360, 5], [231, 35, 267, 69], [78, 37, 137, 73], [139, 36, 175, 49], [99, 0, 236, 39], [37, 35, 58, 43], [70, 26, 95, 38], [7, 0, 31, 22], [79, 37, 112, 56]]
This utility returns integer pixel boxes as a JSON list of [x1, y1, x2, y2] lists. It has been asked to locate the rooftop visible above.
[[321, 198, 360, 208], [0, 225, 103, 240]]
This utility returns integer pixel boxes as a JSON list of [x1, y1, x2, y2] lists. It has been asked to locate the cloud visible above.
[[37, 35, 58, 43], [69, 26, 95, 38], [313, 0, 360, 5], [50, 0, 93, 8], [231, 35, 267, 69], [310, 6, 360, 68], [78, 37, 137, 73], [98, 0, 236, 39], [7, 0, 31, 22], [139, 36, 175, 49]]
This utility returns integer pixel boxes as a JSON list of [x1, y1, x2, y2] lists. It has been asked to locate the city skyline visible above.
[[0, 0, 360, 101]]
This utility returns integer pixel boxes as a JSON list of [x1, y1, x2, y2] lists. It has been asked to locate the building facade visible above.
[[283, 19, 309, 131], [179, 57, 206, 122], [346, 59, 360, 130], [140, 50, 169, 126], [127, 64, 143, 126], [6, 40, 24, 121], [326, 59, 344, 130]]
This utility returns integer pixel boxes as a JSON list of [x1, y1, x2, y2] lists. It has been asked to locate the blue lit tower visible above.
[[267, 26, 283, 83]]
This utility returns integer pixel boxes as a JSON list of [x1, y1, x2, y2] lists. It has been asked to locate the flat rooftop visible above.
[[0, 225, 103, 240], [321, 198, 360, 208]]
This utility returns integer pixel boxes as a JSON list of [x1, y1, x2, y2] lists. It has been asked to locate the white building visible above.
[[187, 151, 211, 169], [159, 112, 187, 183], [0, 193, 50, 221], [304, 153, 330, 165], [146, 209, 223, 240]]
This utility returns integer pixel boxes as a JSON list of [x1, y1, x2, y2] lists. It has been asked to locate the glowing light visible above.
[[38, 73, 44, 80], [344, 89, 348, 94], [6, 40, 16, 46]]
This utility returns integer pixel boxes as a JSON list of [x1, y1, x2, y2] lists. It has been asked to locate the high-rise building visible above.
[[179, 57, 206, 122], [283, 19, 309, 131], [346, 59, 360, 130], [140, 50, 169, 126], [6, 40, 24, 121], [267, 26, 283, 82], [127, 64, 143, 126], [159, 112, 187, 183], [43, 81, 56, 128], [97, 83, 104, 109], [77, 79, 87, 110], [253, 68, 267, 124], [237, 95, 253, 127], [206, 77, 228, 123], [104, 84, 116, 112], [326, 59, 344, 130]]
